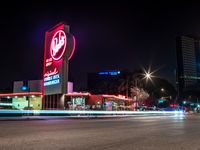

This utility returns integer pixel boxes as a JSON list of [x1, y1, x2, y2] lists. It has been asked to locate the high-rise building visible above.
[[176, 35, 200, 98]]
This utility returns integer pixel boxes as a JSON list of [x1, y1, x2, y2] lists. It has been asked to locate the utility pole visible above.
[[126, 78, 129, 98], [27, 87, 30, 109], [135, 78, 138, 110]]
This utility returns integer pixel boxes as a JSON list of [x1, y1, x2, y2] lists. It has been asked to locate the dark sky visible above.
[[1, 1, 200, 91]]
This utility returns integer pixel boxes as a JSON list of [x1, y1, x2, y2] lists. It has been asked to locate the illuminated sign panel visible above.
[[44, 74, 60, 86], [98, 71, 120, 76], [43, 22, 75, 95]]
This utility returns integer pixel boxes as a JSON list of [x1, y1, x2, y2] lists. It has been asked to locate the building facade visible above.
[[65, 93, 133, 111], [0, 79, 134, 110], [0, 80, 43, 110], [0, 80, 73, 110], [176, 35, 200, 98]]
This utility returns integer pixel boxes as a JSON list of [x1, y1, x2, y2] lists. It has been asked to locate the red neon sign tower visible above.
[[43, 22, 75, 109]]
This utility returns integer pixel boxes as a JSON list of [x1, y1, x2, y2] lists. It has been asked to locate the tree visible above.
[[138, 88, 149, 104], [130, 87, 149, 105], [118, 69, 144, 97], [118, 70, 133, 97]]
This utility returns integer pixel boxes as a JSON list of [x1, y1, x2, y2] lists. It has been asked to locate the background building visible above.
[[87, 70, 122, 94], [65, 93, 133, 111], [0, 80, 73, 110], [0, 80, 43, 110], [176, 35, 200, 99]]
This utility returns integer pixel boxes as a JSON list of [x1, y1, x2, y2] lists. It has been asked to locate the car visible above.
[[161, 106, 185, 112], [137, 106, 147, 111]]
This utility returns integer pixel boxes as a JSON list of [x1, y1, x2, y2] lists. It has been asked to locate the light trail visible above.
[[0, 110, 184, 116]]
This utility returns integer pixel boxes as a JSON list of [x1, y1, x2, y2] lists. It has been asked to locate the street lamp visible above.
[[134, 69, 153, 111], [142, 66, 159, 83], [145, 73, 151, 79], [143, 67, 158, 108], [21, 85, 30, 109], [161, 88, 165, 92], [143, 69, 154, 84]]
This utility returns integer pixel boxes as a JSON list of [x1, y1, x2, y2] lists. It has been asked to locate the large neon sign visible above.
[[50, 30, 67, 61], [43, 22, 76, 95]]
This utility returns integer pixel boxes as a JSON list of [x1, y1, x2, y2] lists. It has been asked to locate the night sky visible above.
[[1, 1, 200, 91]]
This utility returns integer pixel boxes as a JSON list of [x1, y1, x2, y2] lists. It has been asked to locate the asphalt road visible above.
[[0, 114, 200, 150]]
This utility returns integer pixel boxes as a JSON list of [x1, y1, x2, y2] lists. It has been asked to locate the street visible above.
[[0, 114, 200, 150]]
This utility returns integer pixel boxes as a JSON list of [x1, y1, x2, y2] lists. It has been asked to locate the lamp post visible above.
[[135, 71, 152, 110], [135, 78, 138, 110], [160, 88, 173, 108], [21, 85, 30, 109], [144, 69, 154, 108], [145, 73, 151, 80], [130, 68, 155, 111], [25, 87, 31, 110]]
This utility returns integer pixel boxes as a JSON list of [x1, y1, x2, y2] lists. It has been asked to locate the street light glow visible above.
[[146, 73, 151, 79], [142, 66, 160, 84], [143, 69, 153, 82]]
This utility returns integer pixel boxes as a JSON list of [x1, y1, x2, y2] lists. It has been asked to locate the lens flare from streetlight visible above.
[[146, 73, 151, 79], [142, 67, 158, 84]]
